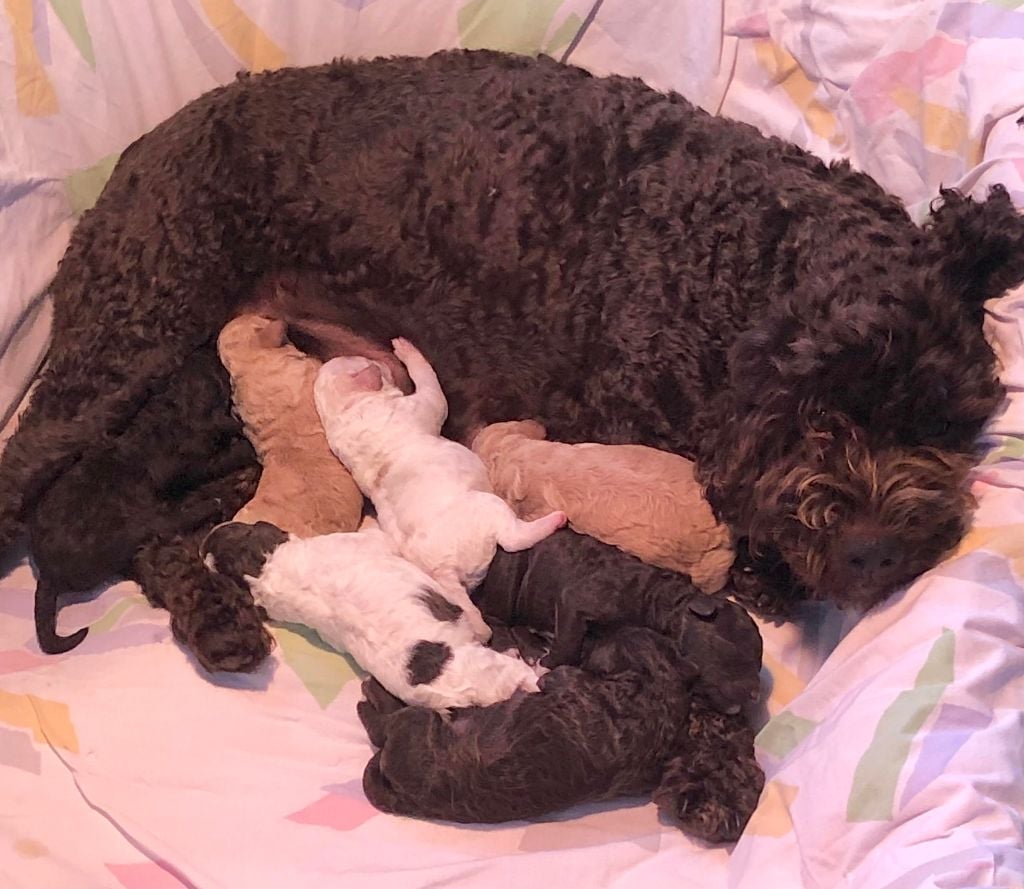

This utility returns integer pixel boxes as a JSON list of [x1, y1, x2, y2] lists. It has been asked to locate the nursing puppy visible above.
[[217, 313, 363, 536], [472, 419, 735, 592], [29, 347, 254, 654], [359, 626, 764, 842], [313, 337, 567, 640], [201, 520, 540, 710], [475, 529, 763, 715]]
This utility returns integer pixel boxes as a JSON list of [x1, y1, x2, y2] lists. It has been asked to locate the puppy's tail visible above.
[[34, 579, 88, 655], [653, 697, 765, 844]]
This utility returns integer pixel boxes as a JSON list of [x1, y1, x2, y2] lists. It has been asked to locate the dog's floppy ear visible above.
[[925, 185, 1024, 313]]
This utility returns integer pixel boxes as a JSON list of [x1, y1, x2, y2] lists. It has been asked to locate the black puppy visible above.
[[29, 346, 255, 653], [474, 529, 763, 715], [359, 626, 764, 842]]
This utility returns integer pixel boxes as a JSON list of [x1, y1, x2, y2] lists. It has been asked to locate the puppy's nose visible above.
[[842, 533, 901, 580]]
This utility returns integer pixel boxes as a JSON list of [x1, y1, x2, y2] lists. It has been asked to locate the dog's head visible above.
[[200, 520, 288, 585], [698, 186, 1022, 610]]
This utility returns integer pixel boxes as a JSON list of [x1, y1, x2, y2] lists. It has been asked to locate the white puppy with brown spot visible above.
[[313, 337, 566, 640], [201, 519, 540, 711]]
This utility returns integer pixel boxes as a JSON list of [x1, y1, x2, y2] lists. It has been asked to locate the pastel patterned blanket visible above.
[[1, 2, 1022, 887]]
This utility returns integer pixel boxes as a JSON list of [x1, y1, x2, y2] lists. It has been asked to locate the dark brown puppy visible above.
[[475, 528, 763, 715], [28, 347, 256, 654], [359, 626, 764, 843]]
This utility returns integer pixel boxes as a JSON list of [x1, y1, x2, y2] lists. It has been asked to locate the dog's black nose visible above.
[[842, 533, 901, 580]]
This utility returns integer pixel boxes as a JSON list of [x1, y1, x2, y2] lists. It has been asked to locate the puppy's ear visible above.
[[926, 185, 1024, 312], [200, 521, 287, 584], [352, 364, 384, 391], [255, 317, 288, 349]]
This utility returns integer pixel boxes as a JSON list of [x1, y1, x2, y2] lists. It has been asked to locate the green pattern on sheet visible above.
[[458, 0, 580, 56], [846, 628, 955, 822], [982, 435, 1024, 465], [48, 0, 96, 68], [64, 153, 120, 216], [544, 12, 582, 56], [756, 711, 818, 759], [89, 595, 147, 635], [271, 621, 363, 710]]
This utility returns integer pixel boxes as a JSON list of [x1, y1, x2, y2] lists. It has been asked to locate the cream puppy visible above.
[[201, 519, 540, 711], [313, 337, 566, 640]]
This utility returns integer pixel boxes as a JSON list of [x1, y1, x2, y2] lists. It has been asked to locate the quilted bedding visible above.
[[1, 2, 1023, 887]]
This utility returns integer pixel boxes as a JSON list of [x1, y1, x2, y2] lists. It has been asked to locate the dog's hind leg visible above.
[[33, 577, 89, 655]]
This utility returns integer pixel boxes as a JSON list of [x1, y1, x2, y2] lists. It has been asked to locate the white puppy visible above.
[[313, 337, 566, 640], [201, 519, 541, 711]]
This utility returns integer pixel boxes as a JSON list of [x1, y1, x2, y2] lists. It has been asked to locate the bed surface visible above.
[[2, 2, 1024, 887]]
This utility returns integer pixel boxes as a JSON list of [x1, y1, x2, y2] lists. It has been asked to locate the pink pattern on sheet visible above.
[[106, 862, 190, 889], [286, 779, 379, 831], [850, 34, 966, 125]]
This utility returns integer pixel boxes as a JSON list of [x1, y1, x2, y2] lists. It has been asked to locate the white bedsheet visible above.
[[2, 2, 1023, 887]]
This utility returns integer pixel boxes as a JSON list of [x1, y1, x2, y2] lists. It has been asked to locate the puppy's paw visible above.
[[181, 596, 274, 674], [390, 337, 422, 365]]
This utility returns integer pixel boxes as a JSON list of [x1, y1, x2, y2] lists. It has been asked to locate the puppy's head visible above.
[[677, 596, 763, 715], [200, 520, 288, 585], [218, 314, 288, 365], [315, 356, 397, 401]]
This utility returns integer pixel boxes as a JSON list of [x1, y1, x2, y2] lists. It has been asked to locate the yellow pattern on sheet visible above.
[[744, 780, 799, 837], [890, 86, 976, 159], [0, 689, 79, 752], [198, 0, 285, 72], [3, 0, 58, 116], [753, 39, 837, 143]]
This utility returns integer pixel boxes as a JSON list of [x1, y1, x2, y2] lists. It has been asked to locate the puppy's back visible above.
[[475, 424, 734, 591]]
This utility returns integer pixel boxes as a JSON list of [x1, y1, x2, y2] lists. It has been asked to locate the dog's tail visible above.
[[652, 697, 765, 844], [34, 578, 88, 655]]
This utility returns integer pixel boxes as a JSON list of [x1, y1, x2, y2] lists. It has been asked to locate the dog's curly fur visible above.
[[2, 50, 1023, 666], [475, 528, 763, 714], [27, 346, 257, 654], [358, 627, 763, 842]]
